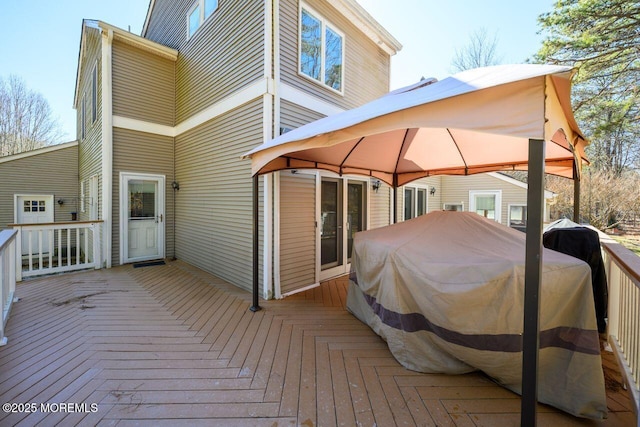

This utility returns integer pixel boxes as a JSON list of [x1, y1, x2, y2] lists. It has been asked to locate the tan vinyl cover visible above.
[[346, 211, 606, 419], [244, 64, 588, 185]]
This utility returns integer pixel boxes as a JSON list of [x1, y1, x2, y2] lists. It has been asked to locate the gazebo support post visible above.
[[250, 174, 262, 312], [521, 138, 545, 426], [573, 176, 580, 223]]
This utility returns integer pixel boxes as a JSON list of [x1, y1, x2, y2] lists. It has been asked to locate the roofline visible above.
[[0, 141, 78, 165], [332, 0, 402, 56], [141, 0, 155, 37], [142, 0, 402, 55], [488, 172, 556, 199], [73, 19, 178, 109]]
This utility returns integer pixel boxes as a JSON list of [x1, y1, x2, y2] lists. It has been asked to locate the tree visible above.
[[451, 27, 503, 72], [0, 75, 63, 156], [536, 0, 640, 174]]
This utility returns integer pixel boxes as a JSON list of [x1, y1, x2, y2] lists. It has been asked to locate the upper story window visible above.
[[299, 5, 344, 93], [188, 0, 218, 39]]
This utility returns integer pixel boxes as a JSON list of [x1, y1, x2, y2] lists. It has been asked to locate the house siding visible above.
[[279, 171, 316, 294], [112, 39, 175, 126], [280, 99, 326, 130], [78, 27, 103, 224], [279, 0, 390, 109], [370, 181, 390, 230], [112, 128, 175, 266], [176, 0, 265, 123], [0, 144, 79, 229], [441, 174, 528, 227], [174, 99, 263, 292]]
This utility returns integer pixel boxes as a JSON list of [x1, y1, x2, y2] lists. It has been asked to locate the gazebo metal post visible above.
[[521, 138, 546, 426], [250, 173, 262, 312], [573, 176, 581, 223]]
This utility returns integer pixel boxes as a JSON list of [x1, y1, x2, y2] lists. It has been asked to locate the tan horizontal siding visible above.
[[112, 128, 175, 265], [174, 99, 263, 292], [143, 0, 191, 49], [370, 182, 390, 229], [0, 145, 79, 229], [112, 40, 175, 126], [78, 27, 103, 223], [441, 174, 528, 226], [175, 0, 265, 123], [279, 0, 390, 110], [279, 171, 316, 294], [280, 99, 326, 130]]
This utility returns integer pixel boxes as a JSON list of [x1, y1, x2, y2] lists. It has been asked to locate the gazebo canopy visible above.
[[244, 64, 588, 184]]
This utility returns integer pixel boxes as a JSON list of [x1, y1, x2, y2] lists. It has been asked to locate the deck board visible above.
[[0, 260, 635, 426]]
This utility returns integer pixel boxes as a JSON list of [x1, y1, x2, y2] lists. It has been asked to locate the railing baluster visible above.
[[27, 230, 32, 272], [66, 228, 71, 267], [38, 230, 43, 270], [57, 228, 62, 268], [12, 221, 103, 279], [602, 240, 640, 423]]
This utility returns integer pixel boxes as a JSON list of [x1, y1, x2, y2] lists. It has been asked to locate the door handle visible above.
[[157, 214, 163, 223]]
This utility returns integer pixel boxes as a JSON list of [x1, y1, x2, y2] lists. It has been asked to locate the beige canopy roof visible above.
[[244, 64, 588, 186]]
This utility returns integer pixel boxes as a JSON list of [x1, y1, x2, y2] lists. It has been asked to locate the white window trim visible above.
[[81, 92, 86, 140], [298, 2, 345, 95], [187, 0, 219, 40], [469, 190, 502, 223], [91, 61, 98, 123], [402, 184, 429, 220], [508, 203, 527, 227], [80, 181, 86, 213], [89, 175, 99, 221]]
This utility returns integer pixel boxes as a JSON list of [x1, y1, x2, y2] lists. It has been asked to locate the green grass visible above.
[[611, 235, 640, 256]]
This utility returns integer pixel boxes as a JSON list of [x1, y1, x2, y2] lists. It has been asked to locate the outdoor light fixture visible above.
[[430, 186, 436, 196], [57, 199, 64, 205], [372, 179, 381, 193], [171, 181, 180, 190]]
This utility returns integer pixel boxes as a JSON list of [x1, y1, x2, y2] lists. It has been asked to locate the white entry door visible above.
[[15, 195, 54, 255], [120, 173, 165, 263]]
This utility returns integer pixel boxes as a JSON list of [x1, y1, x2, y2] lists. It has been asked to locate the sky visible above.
[[0, 0, 554, 142]]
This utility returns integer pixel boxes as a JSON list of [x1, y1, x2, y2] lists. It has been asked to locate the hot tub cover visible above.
[[346, 211, 606, 419]]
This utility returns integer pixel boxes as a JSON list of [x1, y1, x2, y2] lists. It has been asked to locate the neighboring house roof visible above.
[[0, 141, 78, 165], [141, 0, 402, 55], [73, 19, 178, 109], [488, 171, 556, 200]]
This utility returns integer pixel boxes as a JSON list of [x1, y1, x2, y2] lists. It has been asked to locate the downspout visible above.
[[101, 28, 113, 268]]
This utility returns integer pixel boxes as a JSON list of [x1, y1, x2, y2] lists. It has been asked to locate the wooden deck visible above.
[[0, 260, 635, 426]]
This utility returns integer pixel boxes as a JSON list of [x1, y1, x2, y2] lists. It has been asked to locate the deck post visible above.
[[521, 138, 545, 426], [251, 174, 262, 312]]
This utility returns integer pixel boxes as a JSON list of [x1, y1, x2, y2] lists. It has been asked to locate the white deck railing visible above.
[[12, 221, 103, 281], [0, 229, 17, 346], [602, 240, 640, 426]]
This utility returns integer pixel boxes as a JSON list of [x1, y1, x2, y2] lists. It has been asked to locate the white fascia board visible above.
[[331, 0, 402, 56], [112, 116, 175, 137], [174, 79, 268, 136], [98, 21, 178, 61], [487, 172, 556, 200], [280, 83, 345, 117], [141, 0, 156, 37], [0, 141, 78, 164], [113, 79, 269, 138]]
